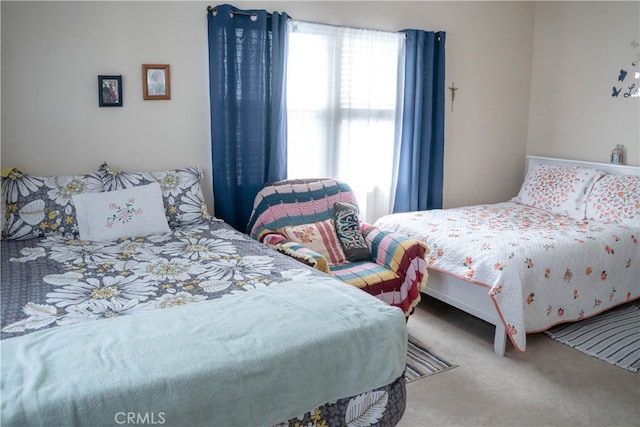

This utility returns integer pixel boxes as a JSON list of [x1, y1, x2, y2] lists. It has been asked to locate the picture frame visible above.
[[142, 64, 171, 100], [98, 75, 123, 107]]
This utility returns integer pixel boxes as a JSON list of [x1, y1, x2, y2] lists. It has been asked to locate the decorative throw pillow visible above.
[[98, 163, 211, 227], [1, 168, 105, 240], [0, 173, 6, 237], [280, 219, 346, 265], [73, 183, 171, 241], [511, 163, 604, 219], [585, 174, 640, 228], [334, 201, 371, 262]]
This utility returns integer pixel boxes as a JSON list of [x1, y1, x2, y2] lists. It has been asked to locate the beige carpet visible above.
[[399, 296, 639, 427]]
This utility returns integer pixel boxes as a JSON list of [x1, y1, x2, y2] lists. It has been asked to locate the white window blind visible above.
[[286, 20, 405, 222]]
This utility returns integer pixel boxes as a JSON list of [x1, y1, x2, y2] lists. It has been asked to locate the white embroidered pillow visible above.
[[585, 174, 640, 228], [98, 163, 211, 227], [73, 183, 171, 242], [511, 163, 604, 219]]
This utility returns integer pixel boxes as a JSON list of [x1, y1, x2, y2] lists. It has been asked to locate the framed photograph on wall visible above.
[[142, 64, 171, 100], [98, 75, 123, 107]]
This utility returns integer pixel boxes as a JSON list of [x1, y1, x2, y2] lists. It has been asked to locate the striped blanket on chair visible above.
[[247, 179, 429, 316]]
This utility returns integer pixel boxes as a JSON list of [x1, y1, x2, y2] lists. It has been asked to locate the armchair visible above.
[[246, 178, 429, 316]]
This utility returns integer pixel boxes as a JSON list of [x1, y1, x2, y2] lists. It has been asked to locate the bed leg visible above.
[[493, 324, 507, 356]]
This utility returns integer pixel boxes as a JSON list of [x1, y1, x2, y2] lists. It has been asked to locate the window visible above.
[[286, 20, 405, 222]]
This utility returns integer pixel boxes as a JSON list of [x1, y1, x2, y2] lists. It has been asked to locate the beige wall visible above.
[[0, 1, 535, 214], [528, 1, 640, 167], [1, 1, 213, 200], [6, 2, 629, 218]]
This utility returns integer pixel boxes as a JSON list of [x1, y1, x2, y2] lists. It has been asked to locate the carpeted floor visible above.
[[398, 296, 639, 426]]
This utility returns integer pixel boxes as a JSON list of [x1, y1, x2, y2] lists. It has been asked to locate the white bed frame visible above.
[[424, 155, 640, 356]]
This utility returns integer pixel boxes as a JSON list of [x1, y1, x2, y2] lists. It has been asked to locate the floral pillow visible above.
[[511, 163, 604, 219], [280, 219, 346, 266], [98, 163, 211, 227], [1, 168, 105, 240], [585, 174, 640, 228], [73, 183, 171, 241], [0, 174, 6, 237]]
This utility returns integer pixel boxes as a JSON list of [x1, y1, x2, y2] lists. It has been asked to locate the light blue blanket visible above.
[[1, 276, 407, 426]]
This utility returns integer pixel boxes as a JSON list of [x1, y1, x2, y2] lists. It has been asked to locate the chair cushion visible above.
[[334, 201, 371, 262], [280, 219, 346, 265]]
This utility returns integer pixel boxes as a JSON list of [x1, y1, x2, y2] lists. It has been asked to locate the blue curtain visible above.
[[393, 30, 446, 213], [207, 4, 288, 231]]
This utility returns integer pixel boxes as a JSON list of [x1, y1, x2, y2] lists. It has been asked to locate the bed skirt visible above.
[[279, 372, 406, 427]]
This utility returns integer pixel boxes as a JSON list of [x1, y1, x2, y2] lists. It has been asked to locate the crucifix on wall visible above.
[[448, 81, 458, 112]]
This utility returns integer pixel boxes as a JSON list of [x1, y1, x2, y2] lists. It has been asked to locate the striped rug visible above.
[[406, 335, 458, 383], [545, 305, 639, 372]]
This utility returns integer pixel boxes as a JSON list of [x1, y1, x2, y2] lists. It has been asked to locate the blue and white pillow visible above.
[[334, 201, 371, 262], [1, 168, 104, 240]]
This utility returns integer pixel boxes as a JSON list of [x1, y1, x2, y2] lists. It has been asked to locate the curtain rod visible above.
[[206, 6, 442, 38], [287, 18, 443, 39], [207, 5, 258, 18], [291, 18, 406, 37]]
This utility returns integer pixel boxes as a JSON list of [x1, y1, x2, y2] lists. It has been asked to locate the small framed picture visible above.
[[142, 64, 171, 100], [98, 75, 123, 107]]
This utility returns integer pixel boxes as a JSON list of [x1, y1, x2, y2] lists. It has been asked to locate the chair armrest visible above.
[[361, 224, 429, 291], [261, 232, 330, 274]]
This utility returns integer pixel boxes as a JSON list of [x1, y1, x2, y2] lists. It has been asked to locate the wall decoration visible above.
[[448, 81, 458, 112], [98, 75, 123, 107], [611, 38, 640, 99], [142, 64, 171, 100]]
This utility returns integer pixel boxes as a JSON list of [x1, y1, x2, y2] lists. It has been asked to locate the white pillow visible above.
[[511, 163, 604, 219], [585, 174, 640, 227], [73, 183, 171, 241]]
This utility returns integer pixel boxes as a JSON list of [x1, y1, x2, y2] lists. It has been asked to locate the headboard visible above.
[[526, 155, 640, 177]]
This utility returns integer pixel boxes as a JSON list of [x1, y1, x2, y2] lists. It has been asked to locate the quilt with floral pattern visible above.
[[375, 202, 640, 352], [1, 220, 406, 427]]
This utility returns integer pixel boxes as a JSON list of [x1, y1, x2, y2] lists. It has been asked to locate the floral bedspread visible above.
[[1, 220, 324, 339], [375, 202, 640, 352]]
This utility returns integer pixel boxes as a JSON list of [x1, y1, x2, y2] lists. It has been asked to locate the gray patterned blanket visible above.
[[1, 220, 322, 339]]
